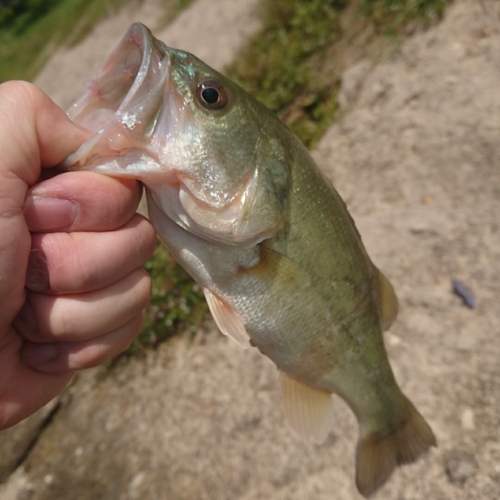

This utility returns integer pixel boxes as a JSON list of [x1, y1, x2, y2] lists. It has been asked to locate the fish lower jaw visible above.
[[147, 184, 273, 247]]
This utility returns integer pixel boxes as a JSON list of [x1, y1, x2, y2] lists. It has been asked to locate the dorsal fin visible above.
[[374, 267, 399, 331], [203, 288, 250, 348], [279, 372, 334, 444]]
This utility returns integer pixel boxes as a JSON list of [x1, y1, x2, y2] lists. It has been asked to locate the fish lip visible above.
[[63, 23, 171, 173], [112, 22, 170, 134]]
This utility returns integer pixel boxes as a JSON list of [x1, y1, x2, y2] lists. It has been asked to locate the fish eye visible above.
[[196, 80, 228, 110]]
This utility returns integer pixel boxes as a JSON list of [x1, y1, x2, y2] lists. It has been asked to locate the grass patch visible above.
[[360, 0, 450, 34], [0, 0, 134, 83]]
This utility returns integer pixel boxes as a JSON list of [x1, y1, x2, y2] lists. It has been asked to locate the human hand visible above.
[[0, 81, 156, 430]]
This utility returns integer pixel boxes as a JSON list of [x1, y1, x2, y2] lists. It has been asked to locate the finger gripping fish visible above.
[[62, 23, 436, 497]]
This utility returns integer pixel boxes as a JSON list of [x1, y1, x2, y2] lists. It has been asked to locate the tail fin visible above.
[[355, 397, 436, 497]]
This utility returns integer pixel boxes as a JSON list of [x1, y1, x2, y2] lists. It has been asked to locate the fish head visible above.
[[63, 23, 292, 246]]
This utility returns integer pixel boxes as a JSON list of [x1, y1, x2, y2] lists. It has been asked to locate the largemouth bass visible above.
[[62, 23, 436, 497]]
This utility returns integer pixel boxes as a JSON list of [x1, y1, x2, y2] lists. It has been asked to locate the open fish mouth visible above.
[[62, 23, 290, 246], [62, 23, 171, 178]]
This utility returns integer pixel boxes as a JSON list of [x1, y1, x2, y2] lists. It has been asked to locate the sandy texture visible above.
[[1, 0, 499, 499]]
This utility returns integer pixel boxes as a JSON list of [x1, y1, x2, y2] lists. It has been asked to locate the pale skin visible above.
[[0, 81, 157, 430]]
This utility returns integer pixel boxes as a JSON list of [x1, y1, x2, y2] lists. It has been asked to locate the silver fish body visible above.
[[63, 23, 436, 497]]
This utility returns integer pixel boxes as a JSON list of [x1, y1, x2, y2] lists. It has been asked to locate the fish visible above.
[[62, 23, 436, 497]]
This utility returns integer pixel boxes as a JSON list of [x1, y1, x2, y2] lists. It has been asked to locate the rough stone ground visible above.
[[1, 0, 499, 499]]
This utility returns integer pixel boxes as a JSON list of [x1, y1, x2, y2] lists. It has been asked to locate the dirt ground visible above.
[[1, 0, 499, 499]]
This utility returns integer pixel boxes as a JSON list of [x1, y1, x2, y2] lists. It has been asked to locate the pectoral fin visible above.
[[374, 267, 399, 331], [279, 372, 334, 444], [241, 244, 311, 288], [203, 288, 249, 348]]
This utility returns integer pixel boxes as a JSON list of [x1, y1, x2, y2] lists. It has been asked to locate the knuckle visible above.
[[129, 215, 157, 263], [0, 80, 36, 102], [118, 315, 143, 354], [133, 268, 152, 309], [55, 302, 78, 338], [141, 218, 158, 258], [42, 233, 101, 293]]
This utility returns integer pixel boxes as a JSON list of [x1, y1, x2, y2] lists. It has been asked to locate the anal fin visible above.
[[203, 288, 249, 349], [279, 372, 334, 444]]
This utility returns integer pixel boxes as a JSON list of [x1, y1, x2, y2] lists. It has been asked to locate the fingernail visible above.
[[22, 342, 58, 369], [26, 248, 50, 292], [13, 300, 38, 339], [24, 196, 77, 231]]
